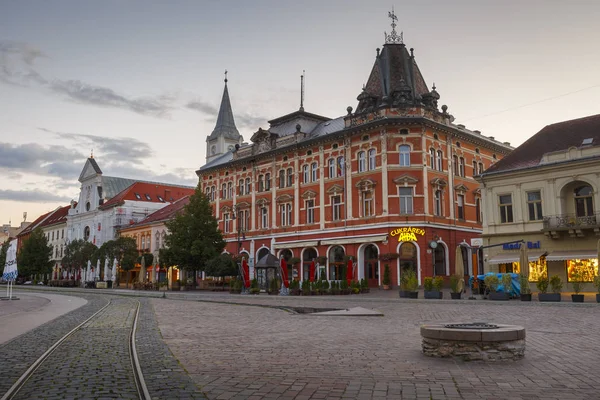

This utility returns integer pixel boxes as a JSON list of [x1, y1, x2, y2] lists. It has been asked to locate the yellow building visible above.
[[478, 114, 600, 292]]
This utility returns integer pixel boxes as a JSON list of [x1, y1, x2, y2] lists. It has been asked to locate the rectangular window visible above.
[[337, 157, 345, 177], [258, 175, 264, 192], [368, 149, 376, 170], [281, 203, 292, 226], [476, 198, 482, 223], [434, 190, 442, 216], [399, 145, 410, 166], [459, 157, 465, 177], [261, 207, 269, 228], [453, 156, 459, 176], [279, 170, 285, 188], [436, 150, 443, 171], [362, 191, 373, 217], [328, 159, 335, 178], [430, 148, 436, 169], [239, 179, 245, 195], [61, 229, 64, 239], [265, 173, 271, 191], [227, 182, 233, 199], [566, 259, 599, 282], [399, 187, 413, 214], [306, 199, 315, 224], [303, 165, 309, 183], [478, 162, 484, 175], [332, 195, 342, 221], [311, 163, 318, 182], [457, 194, 465, 220], [473, 161, 478, 177], [527, 191, 543, 221], [222, 184, 227, 199], [358, 151, 366, 172], [224, 213, 231, 233], [286, 168, 293, 187], [499, 194, 514, 223], [246, 178, 252, 194]]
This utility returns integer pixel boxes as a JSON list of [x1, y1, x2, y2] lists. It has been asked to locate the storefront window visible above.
[[499, 262, 519, 274], [566, 259, 598, 282], [528, 258, 547, 282]]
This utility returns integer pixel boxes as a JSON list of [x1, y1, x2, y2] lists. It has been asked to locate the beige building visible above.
[[478, 114, 600, 291]]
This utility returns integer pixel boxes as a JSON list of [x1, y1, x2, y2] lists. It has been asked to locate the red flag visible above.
[[309, 261, 315, 282], [242, 258, 250, 289], [346, 260, 353, 286], [280, 258, 289, 288]]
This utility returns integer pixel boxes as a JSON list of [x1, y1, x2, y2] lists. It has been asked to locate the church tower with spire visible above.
[[206, 72, 243, 164]]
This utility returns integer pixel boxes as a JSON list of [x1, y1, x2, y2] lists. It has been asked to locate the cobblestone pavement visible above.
[[1, 292, 205, 400], [152, 295, 600, 400]]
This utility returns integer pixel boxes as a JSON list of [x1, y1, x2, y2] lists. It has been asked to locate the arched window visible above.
[[280, 249, 293, 262], [434, 190, 442, 216], [257, 248, 270, 264], [358, 151, 366, 172], [328, 158, 335, 177], [476, 198, 482, 223], [436, 150, 443, 171], [302, 164, 309, 183], [258, 175, 264, 192], [368, 149, 376, 170], [434, 244, 447, 276], [303, 248, 318, 281], [264, 173, 271, 190], [311, 162, 318, 182], [286, 168, 294, 186], [279, 169, 285, 188], [399, 242, 417, 282], [399, 145, 410, 166], [364, 244, 379, 286], [84, 226, 90, 241], [246, 177, 252, 193], [337, 156, 345, 177], [328, 246, 346, 281], [574, 185, 594, 217], [211, 186, 216, 201], [221, 183, 227, 199], [453, 155, 459, 176], [227, 182, 233, 198], [239, 179, 245, 195], [429, 148, 436, 169]]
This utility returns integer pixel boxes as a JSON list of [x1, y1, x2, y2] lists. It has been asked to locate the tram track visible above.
[[1, 298, 151, 400]]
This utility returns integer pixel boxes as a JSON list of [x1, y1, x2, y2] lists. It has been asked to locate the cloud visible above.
[[186, 99, 218, 115], [237, 113, 268, 131], [0, 40, 173, 118], [0, 142, 85, 179], [39, 128, 154, 160], [0, 189, 72, 203]]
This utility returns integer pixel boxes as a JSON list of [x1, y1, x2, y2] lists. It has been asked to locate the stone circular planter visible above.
[[421, 323, 525, 361]]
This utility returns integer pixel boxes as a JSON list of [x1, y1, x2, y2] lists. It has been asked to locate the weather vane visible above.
[[224, 69, 228, 83], [385, 7, 403, 44]]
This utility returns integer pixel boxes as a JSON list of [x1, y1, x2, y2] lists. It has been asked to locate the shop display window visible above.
[[566, 259, 598, 282], [499, 262, 519, 274], [528, 258, 547, 282]]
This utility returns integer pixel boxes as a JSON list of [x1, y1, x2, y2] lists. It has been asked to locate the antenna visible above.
[[300, 70, 305, 112], [23, 212, 27, 222], [90, 149, 94, 158]]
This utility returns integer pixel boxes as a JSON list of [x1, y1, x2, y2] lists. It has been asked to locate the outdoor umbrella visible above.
[[111, 258, 117, 282], [309, 260, 315, 282], [242, 258, 250, 289], [52, 266, 57, 280], [104, 258, 110, 282], [280, 258, 289, 288], [96, 259, 101, 280], [346, 259, 353, 286], [454, 246, 465, 293], [519, 244, 529, 279], [138, 255, 146, 283], [87, 260, 92, 280], [2, 239, 18, 299]]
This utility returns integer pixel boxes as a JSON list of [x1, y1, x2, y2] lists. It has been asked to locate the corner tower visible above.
[[206, 72, 243, 164]]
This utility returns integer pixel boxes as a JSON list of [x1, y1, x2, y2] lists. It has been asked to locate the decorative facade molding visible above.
[[393, 174, 419, 185]]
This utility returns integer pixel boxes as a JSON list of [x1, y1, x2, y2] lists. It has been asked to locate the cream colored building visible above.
[[478, 114, 600, 292]]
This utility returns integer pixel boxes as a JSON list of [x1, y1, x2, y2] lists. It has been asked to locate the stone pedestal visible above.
[[96, 281, 107, 289], [421, 323, 525, 361]]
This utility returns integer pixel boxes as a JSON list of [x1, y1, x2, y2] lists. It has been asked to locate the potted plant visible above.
[[289, 280, 300, 296], [570, 272, 584, 303], [484, 274, 507, 300], [519, 273, 531, 301], [594, 275, 600, 303], [360, 278, 370, 293], [433, 276, 444, 299], [268, 278, 279, 295], [249, 278, 260, 295], [301, 280, 311, 295], [538, 275, 560, 302], [449, 275, 461, 299], [423, 277, 440, 299], [159, 280, 168, 291], [501, 273, 513, 298], [382, 264, 391, 290], [320, 279, 330, 295], [399, 268, 413, 298], [402, 270, 419, 298]]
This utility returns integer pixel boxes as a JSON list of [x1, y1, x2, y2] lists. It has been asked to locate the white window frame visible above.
[[224, 213, 231, 233], [286, 168, 294, 187], [436, 150, 443, 171], [459, 157, 465, 177], [457, 194, 465, 220], [306, 199, 315, 224], [399, 187, 413, 214], [302, 164, 310, 183], [246, 178, 252, 194], [358, 151, 366, 172], [368, 149, 376, 170], [430, 148, 436, 169], [399, 145, 410, 166], [261, 207, 269, 228], [362, 190, 374, 217], [311, 162, 318, 182], [337, 156, 345, 177], [265, 173, 271, 190], [434, 190, 442, 216], [328, 158, 335, 178], [499, 194, 514, 223], [239, 179, 245, 195], [527, 190, 543, 221], [332, 195, 342, 221]]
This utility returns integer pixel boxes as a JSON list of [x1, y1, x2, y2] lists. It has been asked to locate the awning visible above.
[[546, 250, 597, 261], [273, 240, 319, 249], [321, 234, 387, 246], [487, 251, 546, 264]]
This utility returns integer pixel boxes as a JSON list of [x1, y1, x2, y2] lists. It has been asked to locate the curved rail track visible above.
[[0, 299, 150, 400]]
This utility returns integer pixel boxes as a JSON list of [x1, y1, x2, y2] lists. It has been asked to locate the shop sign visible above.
[[503, 241, 541, 250], [390, 227, 425, 242]]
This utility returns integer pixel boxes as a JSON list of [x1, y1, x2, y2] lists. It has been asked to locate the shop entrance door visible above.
[[364, 244, 379, 287]]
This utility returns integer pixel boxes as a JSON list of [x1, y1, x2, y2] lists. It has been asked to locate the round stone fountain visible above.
[[421, 322, 525, 361]]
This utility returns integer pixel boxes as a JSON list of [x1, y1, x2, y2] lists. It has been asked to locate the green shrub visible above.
[[340, 279, 349, 290], [269, 278, 279, 293], [382, 264, 391, 285], [536, 277, 549, 294], [593, 275, 600, 294], [518, 273, 531, 295], [403, 270, 418, 292], [360, 278, 368, 289], [549, 275, 563, 293], [423, 277, 434, 291], [250, 278, 258, 289], [301, 280, 311, 294], [502, 274, 513, 293], [570, 272, 583, 294], [484, 275, 499, 293], [433, 276, 444, 291], [449, 274, 461, 293], [321, 280, 330, 290]]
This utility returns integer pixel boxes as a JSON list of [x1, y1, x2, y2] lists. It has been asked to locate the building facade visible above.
[[197, 19, 512, 288], [478, 114, 600, 291]]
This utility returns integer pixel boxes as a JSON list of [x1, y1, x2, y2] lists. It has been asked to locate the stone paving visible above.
[[152, 294, 600, 400]]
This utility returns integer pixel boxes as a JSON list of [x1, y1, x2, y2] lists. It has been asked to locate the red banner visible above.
[[346, 260, 353, 286], [309, 261, 315, 282], [280, 258, 289, 288], [242, 258, 250, 289]]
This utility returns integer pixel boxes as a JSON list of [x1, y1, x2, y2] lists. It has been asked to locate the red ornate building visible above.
[[196, 15, 512, 289]]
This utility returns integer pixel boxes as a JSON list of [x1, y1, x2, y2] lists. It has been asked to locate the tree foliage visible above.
[[17, 228, 53, 278], [204, 253, 238, 278], [164, 186, 225, 272], [62, 239, 97, 273], [0, 240, 11, 270]]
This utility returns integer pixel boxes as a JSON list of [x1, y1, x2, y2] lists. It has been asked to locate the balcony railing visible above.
[[543, 213, 600, 230]]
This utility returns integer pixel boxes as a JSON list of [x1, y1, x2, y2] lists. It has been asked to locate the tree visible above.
[[111, 237, 138, 288], [62, 239, 97, 278], [1, 240, 12, 273], [204, 253, 238, 278], [164, 186, 225, 277], [17, 228, 53, 280]]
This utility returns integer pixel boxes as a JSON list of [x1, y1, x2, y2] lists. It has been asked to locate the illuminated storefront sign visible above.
[[390, 227, 425, 242], [503, 241, 541, 250]]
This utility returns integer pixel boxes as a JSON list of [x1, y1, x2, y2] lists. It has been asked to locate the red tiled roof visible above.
[[17, 210, 53, 237], [100, 182, 195, 210], [484, 113, 600, 175], [121, 196, 191, 230], [39, 204, 71, 228]]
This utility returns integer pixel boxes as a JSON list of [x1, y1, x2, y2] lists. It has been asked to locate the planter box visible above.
[[597, 294, 600, 303], [424, 291, 442, 299], [407, 291, 418, 299], [538, 293, 561, 302], [399, 290, 409, 298], [571, 294, 584, 303], [520, 293, 532, 301], [489, 292, 509, 301], [450, 292, 461, 300]]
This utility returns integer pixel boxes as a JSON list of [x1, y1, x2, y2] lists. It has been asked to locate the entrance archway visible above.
[[328, 246, 345, 281], [434, 244, 447, 276], [302, 248, 317, 281], [398, 242, 418, 283], [363, 244, 379, 287]]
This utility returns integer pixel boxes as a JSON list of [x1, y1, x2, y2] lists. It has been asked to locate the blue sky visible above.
[[1, 0, 600, 226]]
